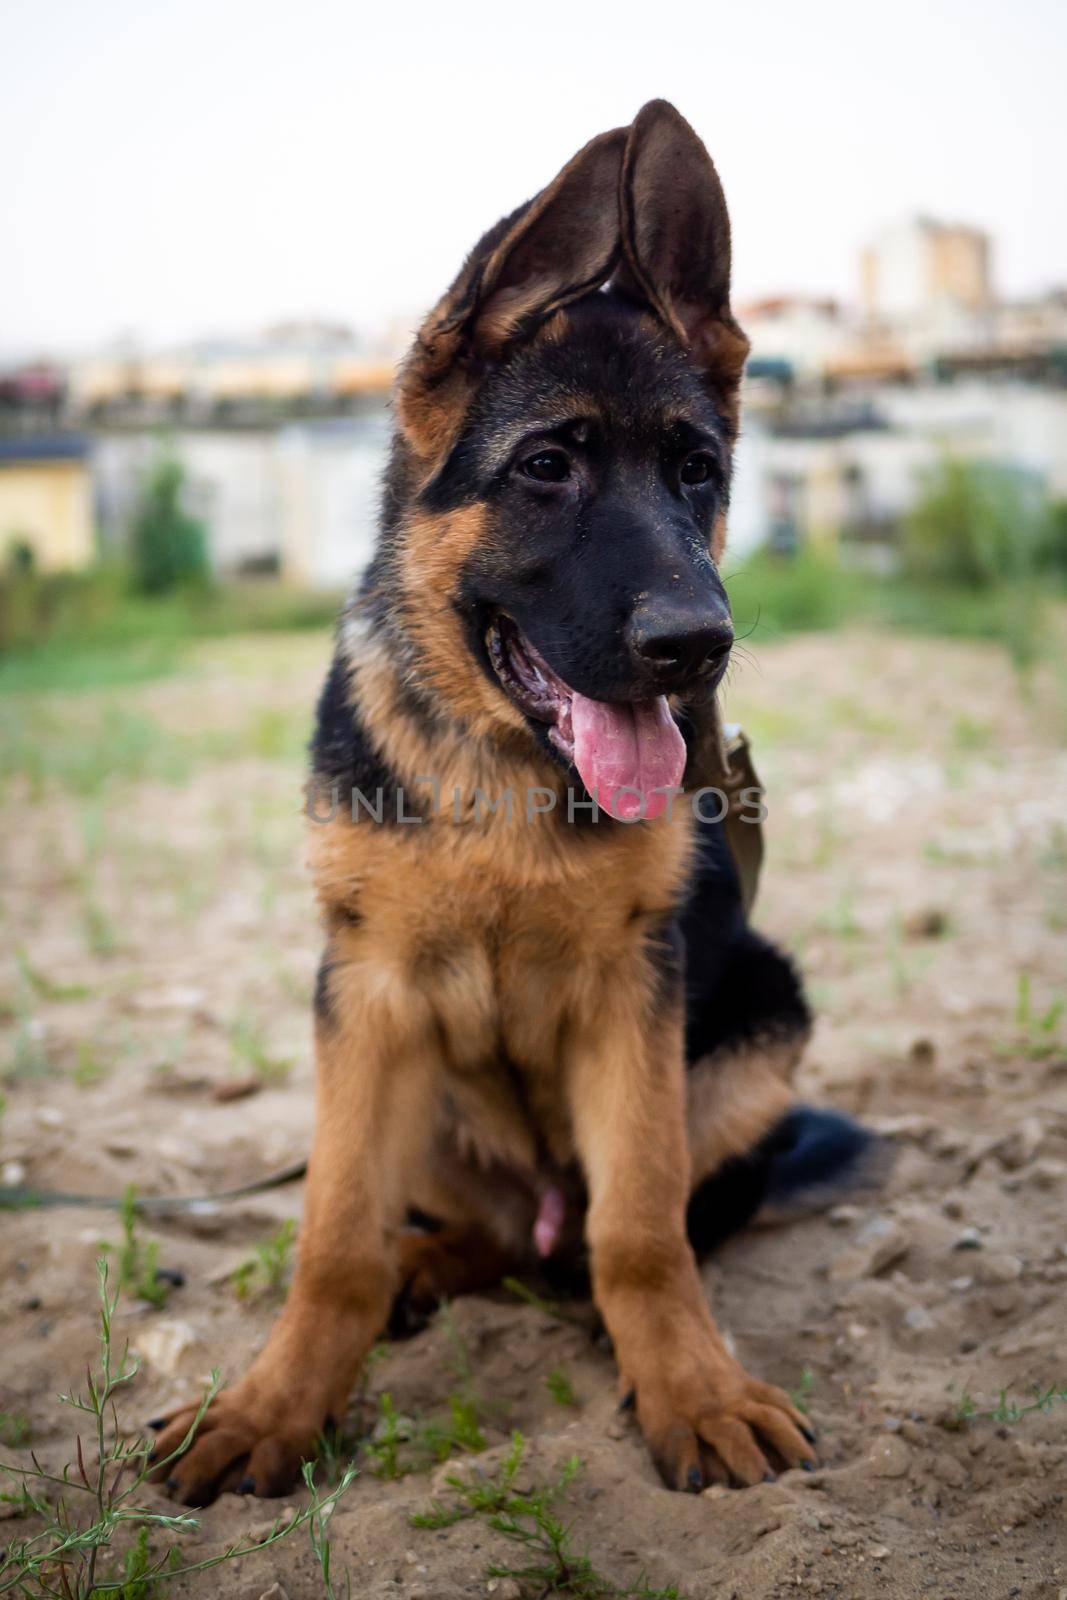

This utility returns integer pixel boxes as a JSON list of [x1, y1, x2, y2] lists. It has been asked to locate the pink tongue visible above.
[[570, 693, 686, 820]]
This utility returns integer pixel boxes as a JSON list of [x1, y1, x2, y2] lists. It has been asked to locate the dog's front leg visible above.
[[567, 963, 816, 1491], [152, 966, 440, 1504]]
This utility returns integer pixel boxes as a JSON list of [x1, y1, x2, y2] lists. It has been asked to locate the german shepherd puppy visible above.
[[154, 99, 871, 1504]]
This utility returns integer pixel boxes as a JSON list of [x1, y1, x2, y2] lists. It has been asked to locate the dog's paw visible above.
[[632, 1354, 816, 1492], [147, 1386, 322, 1505]]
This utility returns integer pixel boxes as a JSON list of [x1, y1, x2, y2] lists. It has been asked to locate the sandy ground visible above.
[[2, 626, 1067, 1598]]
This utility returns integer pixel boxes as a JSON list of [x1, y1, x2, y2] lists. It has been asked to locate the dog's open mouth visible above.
[[487, 614, 686, 820]]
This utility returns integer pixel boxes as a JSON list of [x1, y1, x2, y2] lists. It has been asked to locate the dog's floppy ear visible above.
[[616, 100, 749, 423], [397, 125, 627, 464]]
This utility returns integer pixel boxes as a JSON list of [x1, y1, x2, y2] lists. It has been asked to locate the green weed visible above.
[[0, 1259, 356, 1598], [545, 1367, 579, 1408], [101, 1186, 169, 1310], [231, 1218, 297, 1300], [410, 1434, 679, 1598]]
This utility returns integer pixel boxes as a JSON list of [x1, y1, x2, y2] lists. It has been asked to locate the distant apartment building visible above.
[[861, 217, 992, 320]]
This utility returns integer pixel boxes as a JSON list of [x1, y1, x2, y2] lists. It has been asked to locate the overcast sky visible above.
[[3, 0, 1065, 356]]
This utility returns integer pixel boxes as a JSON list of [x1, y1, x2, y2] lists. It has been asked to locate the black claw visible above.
[[147, 1450, 158, 1466], [147, 1417, 166, 1431], [323, 1414, 337, 1434], [686, 1465, 703, 1492], [763, 1471, 777, 1483], [236, 1474, 256, 1495], [618, 1389, 636, 1412], [165, 1476, 180, 1492], [800, 1425, 817, 1445], [801, 1459, 816, 1472]]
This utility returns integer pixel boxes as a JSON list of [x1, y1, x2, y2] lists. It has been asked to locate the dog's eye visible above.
[[680, 452, 714, 486], [520, 450, 571, 483]]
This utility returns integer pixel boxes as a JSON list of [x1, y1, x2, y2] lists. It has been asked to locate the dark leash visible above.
[[0, 1160, 309, 1212]]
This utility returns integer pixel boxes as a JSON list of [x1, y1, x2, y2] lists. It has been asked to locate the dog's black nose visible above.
[[628, 607, 733, 683]]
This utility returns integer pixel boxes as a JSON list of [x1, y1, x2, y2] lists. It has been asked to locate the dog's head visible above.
[[387, 100, 749, 819]]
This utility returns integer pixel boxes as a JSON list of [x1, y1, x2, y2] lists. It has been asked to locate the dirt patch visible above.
[[2, 628, 1066, 1597]]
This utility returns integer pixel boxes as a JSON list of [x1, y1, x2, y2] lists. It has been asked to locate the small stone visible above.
[[903, 1305, 936, 1332], [953, 1226, 983, 1251], [867, 1436, 911, 1478], [975, 1253, 1023, 1286], [829, 1217, 909, 1282], [131, 1320, 196, 1376], [904, 908, 948, 939], [959, 1336, 981, 1353], [828, 1204, 862, 1228], [1, 1160, 26, 1186], [883, 1415, 903, 1432], [994, 1118, 1043, 1171], [869, 1544, 890, 1559], [950, 1275, 974, 1292], [256, 1587, 290, 1600], [990, 1287, 1020, 1316], [942, 1195, 965, 1220], [932, 1453, 967, 1488], [702, 1483, 731, 1499], [1026, 1159, 1067, 1190], [909, 1035, 937, 1064], [487, 1581, 522, 1599]]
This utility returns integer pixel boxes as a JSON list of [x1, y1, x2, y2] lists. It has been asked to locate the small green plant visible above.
[[788, 1367, 815, 1417], [503, 1276, 583, 1327], [362, 1384, 489, 1481], [410, 1434, 679, 1598], [1000, 973, 1065, 1060], [231, 1218, 297, 1300], [228, 1015, 292, 1086], [14, 950, 91, 1004], [545, 1367, 579, 1408], [0, 1260, 357, 1598], [71, 1041, 109, 1089], [951, 1380, 1067, 1428], [102, 1186, 169, 1309], [0, 1413, 31, 1449], [300, 1461, 352, 1600]]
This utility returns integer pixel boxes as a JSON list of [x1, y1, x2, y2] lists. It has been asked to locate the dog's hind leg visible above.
[[683, 928, 878, 1254]]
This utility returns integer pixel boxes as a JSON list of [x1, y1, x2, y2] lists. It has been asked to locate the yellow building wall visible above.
[[0, 461, 95, 571]]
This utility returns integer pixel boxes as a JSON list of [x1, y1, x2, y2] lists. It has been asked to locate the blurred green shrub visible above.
[[129, 451, 209, 595], [902, 457, 1046, 589]]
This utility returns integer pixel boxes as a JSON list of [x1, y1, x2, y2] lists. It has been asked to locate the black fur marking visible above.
[[686, 1106, 876, 1256], [314, 948, 338, 1030], [680, 822, 811, 1065], [310, 650, 405, 819]]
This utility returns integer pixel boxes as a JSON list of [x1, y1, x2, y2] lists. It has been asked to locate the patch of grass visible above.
[[71, 1041, 110, 1089], [998, 973, 1065, 1060], [231, 1218, 297, 1301], [0, 1258, 356, 1598], [503, 1276, 584, 1327], [101, 1186, 169, 1309], [545, 1367, 579, 1408], [410, 1433, 680, 1598], [14, 950, 91, 1003], [0, 1413, 32, 1449], [228, 1015, 293, 1086], [951, 1380, 1067, 1428], [788, 1367, 815, 1417]]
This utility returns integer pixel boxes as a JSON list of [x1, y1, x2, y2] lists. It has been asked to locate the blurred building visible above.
[[860, 217, 992, 320], [0, 434, 94, 570], [66, 322, 395, 420]]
